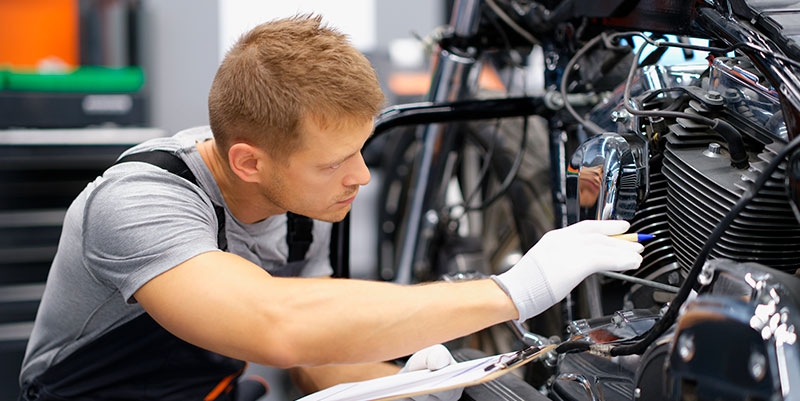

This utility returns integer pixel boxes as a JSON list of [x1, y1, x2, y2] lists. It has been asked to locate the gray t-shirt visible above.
[[20, 126, 333, 386]]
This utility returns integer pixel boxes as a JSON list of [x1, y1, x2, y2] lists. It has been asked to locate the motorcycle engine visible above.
[[556, 54, 800, 400], [570, 55, 800, 307]]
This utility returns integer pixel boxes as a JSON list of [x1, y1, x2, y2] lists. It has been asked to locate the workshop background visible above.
[[0, 1, 447, 400]]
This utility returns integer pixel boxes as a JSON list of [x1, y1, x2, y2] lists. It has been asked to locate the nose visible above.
[[342, 152, 371, 187]]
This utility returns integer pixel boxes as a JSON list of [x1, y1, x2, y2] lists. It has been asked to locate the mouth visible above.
[[336, 194, 357, 205], [580, 178, 600, 193]]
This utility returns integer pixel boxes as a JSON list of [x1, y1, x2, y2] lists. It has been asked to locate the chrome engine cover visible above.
[[556, 53, 800, 400], [667, 259, 800, 400]]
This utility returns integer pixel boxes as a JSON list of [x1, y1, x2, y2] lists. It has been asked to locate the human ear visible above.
[[227, 143, 266, 183]]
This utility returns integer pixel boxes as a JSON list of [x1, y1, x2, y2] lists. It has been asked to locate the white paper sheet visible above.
[[296, 351, 516, 401]]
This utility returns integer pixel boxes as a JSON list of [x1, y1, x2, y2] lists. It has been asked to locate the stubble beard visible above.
[[261, 172, 357, 223]]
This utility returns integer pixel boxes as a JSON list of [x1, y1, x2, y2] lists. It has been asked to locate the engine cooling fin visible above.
[[662, 133, 800, 276], [629, 160, 675, 276]]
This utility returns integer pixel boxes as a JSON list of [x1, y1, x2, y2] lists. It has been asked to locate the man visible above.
[[19, 15, 643, 400]]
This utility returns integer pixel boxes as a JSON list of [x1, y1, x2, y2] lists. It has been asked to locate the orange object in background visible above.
[[388, 66, 507, 97], [0, 0, 79, 68]]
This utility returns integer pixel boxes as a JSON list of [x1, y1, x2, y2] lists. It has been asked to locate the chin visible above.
[[305, 206, 351, 223], [326, 207, 352, 223]]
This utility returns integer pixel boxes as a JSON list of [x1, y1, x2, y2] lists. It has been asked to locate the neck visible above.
[[196, 140, 284, 224]]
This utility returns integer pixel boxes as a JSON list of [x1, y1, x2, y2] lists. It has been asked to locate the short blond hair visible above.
[[208, 14, 385, 160]]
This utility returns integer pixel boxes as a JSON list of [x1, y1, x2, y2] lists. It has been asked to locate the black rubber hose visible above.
[[608, 133, 800, 357], [710, 118, 749, 169], [555, 340, 592, 354]]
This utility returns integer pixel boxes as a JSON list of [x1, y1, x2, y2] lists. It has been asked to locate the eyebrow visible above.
[[322, 150, 359, 167], [320, 129, 374, 167]]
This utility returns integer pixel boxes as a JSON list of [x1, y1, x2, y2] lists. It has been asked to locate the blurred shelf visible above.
[[0, 127, 165, 145]]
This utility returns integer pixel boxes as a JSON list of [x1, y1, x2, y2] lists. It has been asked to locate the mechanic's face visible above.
[[578, 165, 603, 208], [262, 117, 372, 222]]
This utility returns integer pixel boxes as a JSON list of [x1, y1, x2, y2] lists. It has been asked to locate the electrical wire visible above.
[[561, 30, 799, 136], [447, 114, 529, 217], [639, 87, 694, 104], [603, 133, 800, 356], [606, 31, 800, 70], [554, 126, 800, 357], [559, 34, 608, 136], [620, 40, 752, 169], [485, 0, 541, 46], [553, 31, 800, 355], [448, 11, 530, 218], [444, 115, 530, 219], [464, 115, 529, 212], [461, 122, 500, 210], [553, 131, 799, 356], [563, 33, 715, 129], [621, 44, 716, 126]]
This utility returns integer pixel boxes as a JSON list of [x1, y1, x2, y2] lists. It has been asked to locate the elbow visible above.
[[253, 330, 304, 369], [258, 347, 300, 370], [251, 307, 307, 368]]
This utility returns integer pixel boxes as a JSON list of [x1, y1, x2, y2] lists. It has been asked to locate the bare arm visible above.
[[289, 363, 400, 394], [134, 251, 516, 368]]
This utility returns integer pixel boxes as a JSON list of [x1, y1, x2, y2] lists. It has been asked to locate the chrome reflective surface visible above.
[[589, 64, 707, 133], [669, 259, 800, 399], [566, 132, 648, 224], [448, 0, 482, 38], [555, 373, 599, 401], [555, 309, 660, 400], [707, 57, 787, 142], [393, 44, 481, 285]]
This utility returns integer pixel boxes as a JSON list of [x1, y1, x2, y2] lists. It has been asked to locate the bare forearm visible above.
[[290, 363, 400, 394], [262, 277, 516, 366], [136, 252, 517, 368]]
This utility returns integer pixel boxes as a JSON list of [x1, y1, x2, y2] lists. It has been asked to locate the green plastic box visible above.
[[4, 66, 144, 93]]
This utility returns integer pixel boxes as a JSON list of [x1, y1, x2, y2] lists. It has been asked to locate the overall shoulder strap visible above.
[[286, 212, 313, 262], [114, 150, 228, 251]]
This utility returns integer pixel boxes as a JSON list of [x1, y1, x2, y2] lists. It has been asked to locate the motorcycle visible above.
[[364, 0, 800, 399]]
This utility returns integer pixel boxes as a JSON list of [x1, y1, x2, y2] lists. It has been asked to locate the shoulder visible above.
[[117, 126, 212, 158], [89, 162, 211, 211], [83, 163, 218, 246], [80, 161, 221, 298]]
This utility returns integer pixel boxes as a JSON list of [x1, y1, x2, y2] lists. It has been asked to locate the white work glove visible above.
[[492, 220, 644, 322], [397, 344, 463, 401]]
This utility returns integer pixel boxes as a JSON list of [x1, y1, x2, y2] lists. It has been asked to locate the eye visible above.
[[328, 163, 341, 170]]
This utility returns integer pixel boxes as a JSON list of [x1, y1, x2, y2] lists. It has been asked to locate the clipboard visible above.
[[296, 344, 557, 401]]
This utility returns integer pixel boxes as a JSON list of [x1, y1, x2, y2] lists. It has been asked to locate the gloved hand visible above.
[[397, 344, 463, 401], [492, 220, 644, 322]]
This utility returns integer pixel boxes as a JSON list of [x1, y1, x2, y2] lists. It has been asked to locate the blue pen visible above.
[[611, 233, 655, 242]]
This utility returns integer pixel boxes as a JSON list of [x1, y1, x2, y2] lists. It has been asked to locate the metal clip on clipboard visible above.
[[298, 344, 558, 401], [483, 345, 543, 372]]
